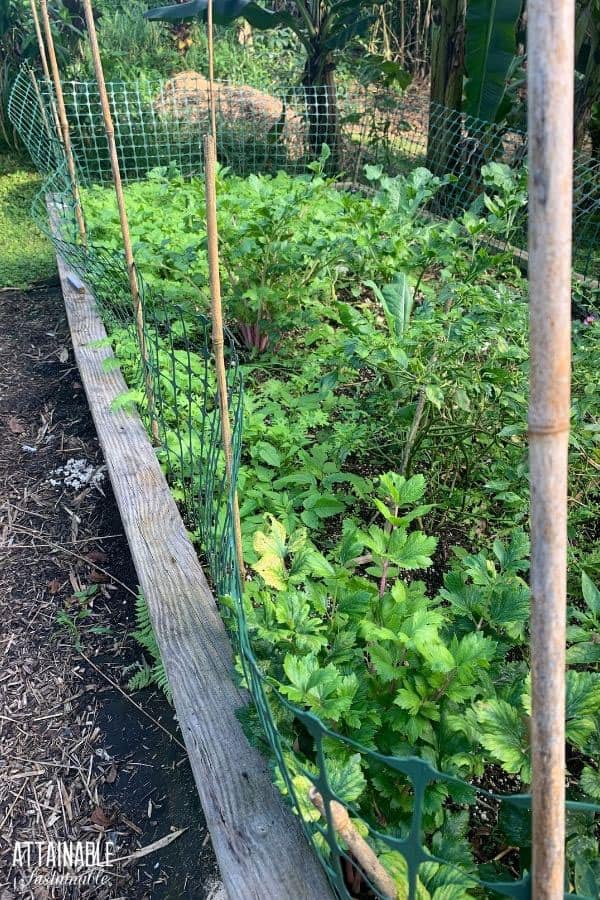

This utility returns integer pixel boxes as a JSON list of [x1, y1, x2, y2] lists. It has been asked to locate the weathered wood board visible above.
[[51, 233, 334, 900]]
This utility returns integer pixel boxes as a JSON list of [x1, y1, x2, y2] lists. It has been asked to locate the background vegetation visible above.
[[0, 154, 55, 288]]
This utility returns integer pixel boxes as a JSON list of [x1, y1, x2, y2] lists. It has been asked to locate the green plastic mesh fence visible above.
[[9, 66, 600, 900], [9, 67, 600, 282]]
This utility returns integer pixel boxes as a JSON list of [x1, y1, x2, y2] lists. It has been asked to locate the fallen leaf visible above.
[[112, 828, 187, 862], [7, 416, 25, 434], [105, 764, 118, 784], [58, 348, 69, 363], [47, 578, 61, 595], [90, 806, 112, 828], [89, 569, 110, 583], [86, 549, 108, 565]]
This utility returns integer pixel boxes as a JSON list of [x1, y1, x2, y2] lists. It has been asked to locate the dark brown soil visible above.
[[0, 286, 222, 899]]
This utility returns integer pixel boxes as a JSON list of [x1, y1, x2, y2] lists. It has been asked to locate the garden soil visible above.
[[0, 286, 222, 900]]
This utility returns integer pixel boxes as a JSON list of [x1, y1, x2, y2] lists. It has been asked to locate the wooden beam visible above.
[[50, 224, 334, 900]]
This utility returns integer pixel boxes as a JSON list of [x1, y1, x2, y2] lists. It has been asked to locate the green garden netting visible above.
[[9, 67, 600, 281], [8, 66, 600, 900]]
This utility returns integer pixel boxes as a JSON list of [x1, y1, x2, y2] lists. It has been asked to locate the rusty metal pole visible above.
[[527, 0, 574, 896], [38, 0, 87, 245], [81, 0, 159, 444]]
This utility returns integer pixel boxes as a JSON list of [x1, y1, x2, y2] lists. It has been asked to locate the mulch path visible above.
[[0, 286, 222, 899]]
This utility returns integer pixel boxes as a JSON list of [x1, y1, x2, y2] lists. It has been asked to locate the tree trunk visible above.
[[426, 0, 466, 174], [303, 50, 339, 168], [574, 9, 600, 149]]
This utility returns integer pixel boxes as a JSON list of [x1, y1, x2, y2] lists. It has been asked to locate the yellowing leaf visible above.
[[252, 517, 288, 589]]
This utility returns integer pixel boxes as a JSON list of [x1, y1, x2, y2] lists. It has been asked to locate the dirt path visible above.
[[0, 287, 222, 899]]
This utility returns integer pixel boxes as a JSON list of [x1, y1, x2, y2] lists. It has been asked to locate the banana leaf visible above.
[[322, 13, 377, 51], [143, 0, 292, 30], [463, 0, 522, 122]]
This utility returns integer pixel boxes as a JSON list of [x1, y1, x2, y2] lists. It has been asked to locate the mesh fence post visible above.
[[527, 0, 574, 895], [38, 0, 87, 246], [81, 0, 159, 444]]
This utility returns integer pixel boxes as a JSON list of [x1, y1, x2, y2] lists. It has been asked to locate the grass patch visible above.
[[0, 153, 56, 289]]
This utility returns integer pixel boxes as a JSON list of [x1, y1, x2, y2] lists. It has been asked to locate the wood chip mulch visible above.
[[0, 286, 222, 899]]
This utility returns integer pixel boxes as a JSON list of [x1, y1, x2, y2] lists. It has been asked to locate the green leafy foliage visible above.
[[83, 162, 600, 890], [476, 699, 530, 782], [463, 0, 522, 122], [143, 0, 387, 86], [441, 531, 530, 645], [568, 573, 600, 666], [0, 160, 55, 288]]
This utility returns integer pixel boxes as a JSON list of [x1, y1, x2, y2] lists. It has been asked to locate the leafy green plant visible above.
[[473, 670, 600, 785], [440, 531, 530, 646], [73, 0, 179, 81], [567, 572, 600, 666], [479, 161, 528, 243], [244, 475, 497, 815], [126, 591, 172, 701], [81, 162, 600, 888], [56, 584, 110, 649], [1, 0, 85, 149]]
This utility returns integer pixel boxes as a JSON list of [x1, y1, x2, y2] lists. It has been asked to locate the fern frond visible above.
[[128, 592, 172, 703]]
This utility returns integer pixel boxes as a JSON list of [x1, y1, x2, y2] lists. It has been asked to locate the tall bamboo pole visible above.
[[29, 0, 62, 140], [81, 0, 159, 443], [38, 0, 87, 245], [203, 134, 246, 580], [206, 0, 217, 138], [204, 0, 244, 579], [29, 69, 54, 143], [30, 0, 51, 81], [527, 0, 574, 896]]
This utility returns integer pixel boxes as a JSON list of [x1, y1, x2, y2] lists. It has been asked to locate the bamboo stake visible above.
[[38, 0, 87, 246], [204, 0, 244, 579], [206, 0, 217, 138], [29, 69, 53, 143], [81, 0, 159, 444], [309, 788, 397, 899], [29, 0, 62, 140], [203, 134, 246, 581], [30, 0, 51, 82], [527, 1, 574, 896]]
